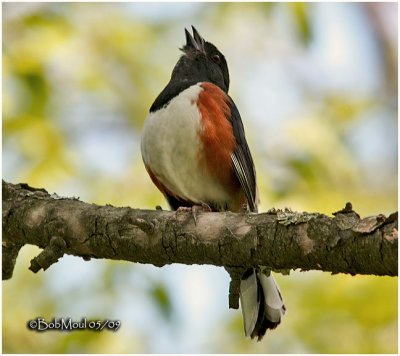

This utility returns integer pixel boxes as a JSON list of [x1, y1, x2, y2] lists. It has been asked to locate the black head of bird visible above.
[[172, 26, 230, 93]]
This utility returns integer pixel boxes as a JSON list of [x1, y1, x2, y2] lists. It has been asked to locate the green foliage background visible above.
[[3, 2, 397, 353]]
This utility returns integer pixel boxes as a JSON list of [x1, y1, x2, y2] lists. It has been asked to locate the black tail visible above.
[[240, 269, 286, 341]]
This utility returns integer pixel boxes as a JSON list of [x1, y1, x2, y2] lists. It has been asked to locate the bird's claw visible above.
[[176, 204, 211, 225]]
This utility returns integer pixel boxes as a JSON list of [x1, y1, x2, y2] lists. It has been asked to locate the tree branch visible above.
[[3, 180, 397, 306]]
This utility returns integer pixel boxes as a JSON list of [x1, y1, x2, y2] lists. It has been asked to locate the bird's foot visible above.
[[176, 204, 211, 225]]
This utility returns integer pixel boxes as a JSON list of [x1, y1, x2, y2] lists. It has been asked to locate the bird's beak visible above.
[[184, 26, 205, 53]]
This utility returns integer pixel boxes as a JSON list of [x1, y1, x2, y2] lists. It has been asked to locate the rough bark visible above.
[[2, 181, 398, 307]]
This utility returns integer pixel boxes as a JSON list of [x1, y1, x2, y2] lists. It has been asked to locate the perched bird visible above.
[[141, 26, 285, 340]]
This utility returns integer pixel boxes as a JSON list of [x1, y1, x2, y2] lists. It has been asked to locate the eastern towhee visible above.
[[141, 26, 285, 340]]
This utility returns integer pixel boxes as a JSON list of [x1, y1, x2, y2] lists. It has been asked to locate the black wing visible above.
[[228, 98, 258, 213]]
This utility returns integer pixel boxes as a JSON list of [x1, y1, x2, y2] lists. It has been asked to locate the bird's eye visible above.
[[211, 54, 221, 64]]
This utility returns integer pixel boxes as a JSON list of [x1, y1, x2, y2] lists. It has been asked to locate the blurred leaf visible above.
[[324, 95, 376, 128], [289, 2, 312, 44], [149, 282, 173, 321], [290, 273, 397, 353]]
